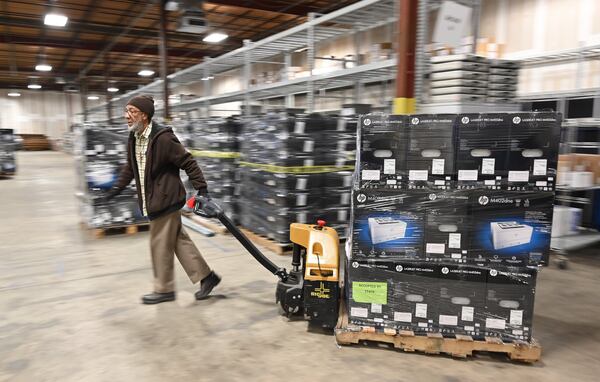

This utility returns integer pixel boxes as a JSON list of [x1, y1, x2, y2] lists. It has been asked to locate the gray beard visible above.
[[130, 120, 145, 133]]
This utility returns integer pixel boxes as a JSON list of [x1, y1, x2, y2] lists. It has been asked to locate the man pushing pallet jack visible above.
[[189, 194, 342, 329]]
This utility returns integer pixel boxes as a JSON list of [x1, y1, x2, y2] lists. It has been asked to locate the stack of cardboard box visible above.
[[557, 153, 600, 187], [0, 129, 17, 175], [428, 55, 520, 104], [183, 117, 242, 221], [347, 112, 561, 342], [76, 125, 146, 228], [237, 111, 353, 243], [430, 55, 489, 103]]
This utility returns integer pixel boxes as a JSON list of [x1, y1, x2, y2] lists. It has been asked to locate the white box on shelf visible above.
[[569, 171, 594, 188], [551, 206, 582, 237]]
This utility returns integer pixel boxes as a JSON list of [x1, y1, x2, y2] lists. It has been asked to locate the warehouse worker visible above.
[[102, 95, 221, 304]]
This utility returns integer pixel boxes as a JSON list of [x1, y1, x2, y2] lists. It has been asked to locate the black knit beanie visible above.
[[127, 95, 155, 120]]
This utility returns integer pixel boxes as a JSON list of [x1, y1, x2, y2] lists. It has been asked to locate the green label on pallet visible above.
[[352, 282, 388, 305]]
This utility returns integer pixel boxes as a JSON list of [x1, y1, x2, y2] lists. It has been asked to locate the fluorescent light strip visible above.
[[138, 69, 155, 77], [44, 13, 68, 27], [203, 32, 228, 43], [7, 92, 21, 97], [35, 64, 52, 72], [28, 84, 42, 89]]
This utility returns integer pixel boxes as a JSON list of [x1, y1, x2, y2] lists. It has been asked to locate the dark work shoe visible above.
[[195, 271, 221, 300], [142, 292, 176, 305]]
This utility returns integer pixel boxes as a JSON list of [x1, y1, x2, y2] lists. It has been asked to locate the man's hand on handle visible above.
[[186, 189, 222, 219]]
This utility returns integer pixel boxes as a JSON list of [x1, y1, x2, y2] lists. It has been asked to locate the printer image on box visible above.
[[490, 221, 534, 250], [351, 190, 426, 259], [368, 217, 407, 244]]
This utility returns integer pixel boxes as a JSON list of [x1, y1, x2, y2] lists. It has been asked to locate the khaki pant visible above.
[[149, 210, 211, 293]]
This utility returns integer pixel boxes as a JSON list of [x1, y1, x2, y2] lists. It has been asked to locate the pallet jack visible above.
[[187, 195, 341, 329]]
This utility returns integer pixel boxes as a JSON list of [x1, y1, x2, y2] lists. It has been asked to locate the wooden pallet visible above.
[[81, 222, 150, 239], [335, 302, 541, 363], [239, 228, 292, 255], [18, 134, 51, 151]]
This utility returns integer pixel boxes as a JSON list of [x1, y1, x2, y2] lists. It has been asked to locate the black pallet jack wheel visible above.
[[558, 258, 568, 270]]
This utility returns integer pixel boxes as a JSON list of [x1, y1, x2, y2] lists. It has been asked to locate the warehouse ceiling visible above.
[[0, 0, 358, 94]]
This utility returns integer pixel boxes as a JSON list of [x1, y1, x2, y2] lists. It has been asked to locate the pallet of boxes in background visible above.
[[337, 111, 561, 362], [427, 55, 521, 105], [180, 116, 242, 232], [75, 124, 148, 236], [0, 129, 17, 176], [237, 109, 356, 245]]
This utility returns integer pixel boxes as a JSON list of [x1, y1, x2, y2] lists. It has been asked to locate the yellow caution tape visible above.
[[238, 161, 354, 174], [190, 150, 241, 159]]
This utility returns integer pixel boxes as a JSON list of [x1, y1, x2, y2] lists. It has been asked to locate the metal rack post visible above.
[[307, 12, 316, 112], [243, 39, 252, 117], [284, 52, 294, 107], [414, 0, 428, 106], [203, 58, 211, 118]]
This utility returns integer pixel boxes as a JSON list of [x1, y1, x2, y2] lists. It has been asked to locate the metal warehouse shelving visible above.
[[170, 58, 397, 113], [517, 44, 600, 109], [520, 44, 600, 67], [551, 118, 600, 256], [85, 0, 398, 121]]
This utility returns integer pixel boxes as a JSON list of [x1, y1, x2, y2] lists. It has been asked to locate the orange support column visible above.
[[394, 0, 418, 115]]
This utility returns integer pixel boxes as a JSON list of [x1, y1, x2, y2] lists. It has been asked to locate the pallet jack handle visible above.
[[187, 196, 289, 282]]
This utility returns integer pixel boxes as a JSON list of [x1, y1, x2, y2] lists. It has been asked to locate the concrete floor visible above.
[[1, 151, 599, 382]]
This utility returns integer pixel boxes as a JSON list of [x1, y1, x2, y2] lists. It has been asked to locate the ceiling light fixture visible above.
[[201, 76, 214, 81], [87, 96, 100, 100], [107, 87, 119, 92], [138, 69, 155, 77], [7, 92, 21, 97], [44, 13, 68, 27], [35, 64, 53, 72], [28, 84, 42, 89], [203, 32, 228, 43]]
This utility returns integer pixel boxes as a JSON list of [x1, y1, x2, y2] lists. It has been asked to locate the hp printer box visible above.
[[424, 191, 471, 263], [347, 259, 395, 330], [347, 259, 438, 333], [469, 191, 554, 266], [484, 266, 537, 342], [351, 190, 428, 260], [434, 265, 486, 337], [358, 114, 408, 190], [456, 114, 511, 190], [507, 112, 561, 191], [388, 262, 439, 333], [406, 115, 456, 190]]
